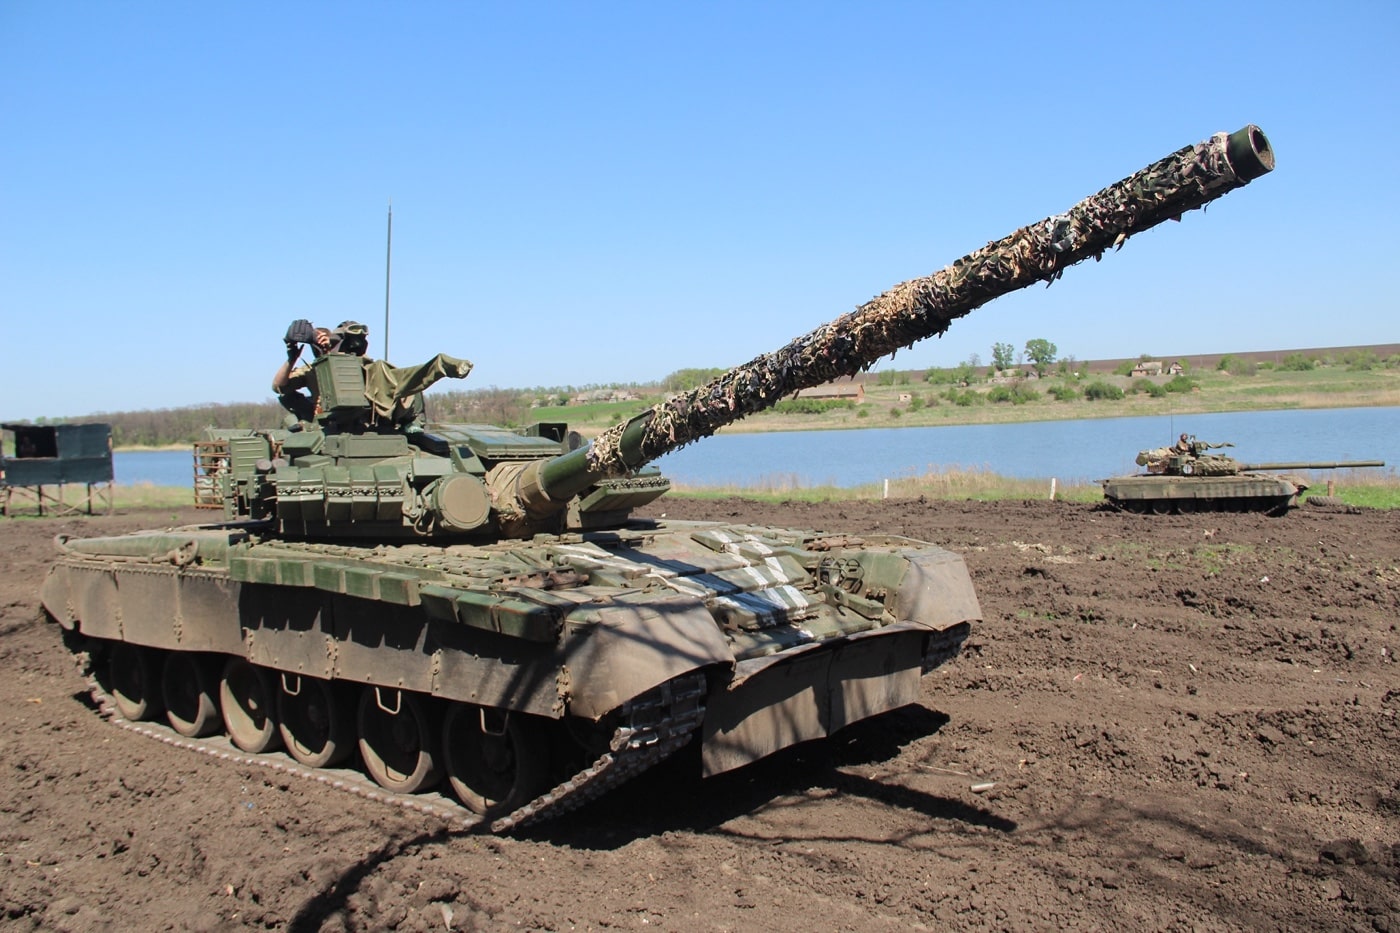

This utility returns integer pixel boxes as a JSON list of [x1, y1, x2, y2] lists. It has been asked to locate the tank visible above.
[[39, 125, 1276, 832], [1101, 435, 1384, 514]]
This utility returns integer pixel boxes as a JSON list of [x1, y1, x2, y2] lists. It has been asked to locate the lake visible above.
[[113, 406, 1398, 490]]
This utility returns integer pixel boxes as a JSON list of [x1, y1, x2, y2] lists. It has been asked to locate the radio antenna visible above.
[[383, 201, 393, 359]]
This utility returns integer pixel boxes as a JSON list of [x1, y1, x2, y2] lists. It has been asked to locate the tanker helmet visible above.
[[332, 321, 370, 356]]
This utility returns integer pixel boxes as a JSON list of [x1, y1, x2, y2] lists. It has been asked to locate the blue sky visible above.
[[2, 1, 1397, 421]]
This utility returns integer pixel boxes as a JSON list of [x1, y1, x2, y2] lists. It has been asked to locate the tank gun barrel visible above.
[[1242, 460, 1385, 472], [496, 125, 1276, 534]]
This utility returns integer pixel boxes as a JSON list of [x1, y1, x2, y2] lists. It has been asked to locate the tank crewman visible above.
[[273, 320, 370, 423], [1174, 433, 1194, 454]]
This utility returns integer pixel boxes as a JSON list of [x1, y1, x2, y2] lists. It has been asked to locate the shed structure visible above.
[[1, 423, 114, 516]]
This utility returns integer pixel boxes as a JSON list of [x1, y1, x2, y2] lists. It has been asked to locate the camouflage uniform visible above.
[[275, 362, 319, 423]]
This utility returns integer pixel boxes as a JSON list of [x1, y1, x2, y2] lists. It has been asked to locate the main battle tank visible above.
[[1101, 435, 1383, 514], [40, 126, 1276, 832]]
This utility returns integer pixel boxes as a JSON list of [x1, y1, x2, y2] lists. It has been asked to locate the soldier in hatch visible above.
[[273, 319, 370, 423]]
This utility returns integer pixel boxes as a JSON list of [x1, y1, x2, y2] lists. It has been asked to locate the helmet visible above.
[[332, 321, 370, 356]]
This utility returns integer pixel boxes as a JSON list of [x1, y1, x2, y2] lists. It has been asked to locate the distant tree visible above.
[[1023, 338, 1058, 377], [991, 342, 1015, 371], [1343, 350, 1378, 371], [662, 367, 726, 392], [1218, 355, 1257, 377], [876, 369, 910, 386]]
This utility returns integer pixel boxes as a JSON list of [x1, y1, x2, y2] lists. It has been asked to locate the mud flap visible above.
[[700, 626, 927, 776]]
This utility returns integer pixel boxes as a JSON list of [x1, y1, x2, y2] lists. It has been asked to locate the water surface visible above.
[[113, 406, 1398, 490]]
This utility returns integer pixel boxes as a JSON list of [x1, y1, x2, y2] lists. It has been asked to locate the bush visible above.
[[1279, 353, 1315, 371], [1083, 380, 1124, 401], [1343, 350, 1379, 371], [926, 365, 974, 385], [907, 394, 925, 411], [1217, 354, 1257, 376], [988, 383, 1039, 404], [1164, 375, 1198, 394], [1112, 360, 1136, 376], [1131, 378, 1167, 398], [1047, 383, 1080, 402], [945, 388, 984, 407], [773, 398, 856, 415]]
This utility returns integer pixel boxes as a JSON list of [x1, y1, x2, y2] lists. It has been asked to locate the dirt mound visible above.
[[1, 501, 1397, 931]]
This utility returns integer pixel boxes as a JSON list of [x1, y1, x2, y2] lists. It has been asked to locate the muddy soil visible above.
[[1, 499, 1397, 932]]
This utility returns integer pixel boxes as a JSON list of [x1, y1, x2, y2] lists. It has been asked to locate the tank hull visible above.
[[40, 518, 976, 830], [1100, 473, 1307, 514]]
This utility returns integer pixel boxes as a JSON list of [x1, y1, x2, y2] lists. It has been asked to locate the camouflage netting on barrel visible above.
[[586, 127, 1274, 478]]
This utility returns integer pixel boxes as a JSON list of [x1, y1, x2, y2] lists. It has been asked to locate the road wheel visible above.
[[162, 652, 221, 738], [278, 675, 353, 768], [441, 702, 548, 817], [220, 658, 282, 753], [358, 687, 441, 793], [109, 642, 163, 722]]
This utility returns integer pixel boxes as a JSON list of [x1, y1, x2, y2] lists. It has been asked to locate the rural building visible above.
[[569, 389, 640, 405], [793, 382, 865, 403]]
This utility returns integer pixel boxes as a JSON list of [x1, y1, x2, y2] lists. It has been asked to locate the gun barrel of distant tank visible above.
[[1242, 460, 1385, 472], [520, 125, 1276, 511]]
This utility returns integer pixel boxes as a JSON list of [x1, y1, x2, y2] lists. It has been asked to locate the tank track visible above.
[[61, 627, 707, 835], [1104, 495, 1294, 516]]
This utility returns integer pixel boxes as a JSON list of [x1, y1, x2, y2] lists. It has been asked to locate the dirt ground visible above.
[[1, 499, 1397, 932]]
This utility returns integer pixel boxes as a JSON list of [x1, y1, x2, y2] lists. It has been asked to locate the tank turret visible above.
[[46, 126, 1275, 832], [1104, 435, 1383, 513]]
